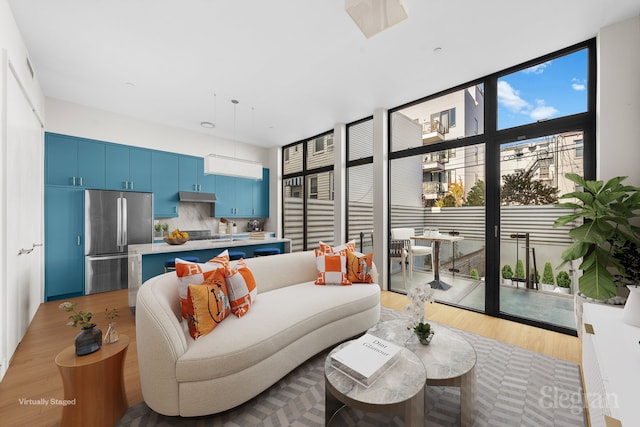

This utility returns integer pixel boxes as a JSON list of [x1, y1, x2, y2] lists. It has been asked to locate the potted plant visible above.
[[541, 262, 555, 292], [556, 270, 571, 294], [514, 259, 526, 284], [554, 174, 640, 301], [501, 264, 513, 286], [470, 269, 480, 280], [413, 321, 434, 345]]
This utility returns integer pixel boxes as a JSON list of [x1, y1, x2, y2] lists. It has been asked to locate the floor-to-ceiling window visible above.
[[283, 131, 335, 251], [387, 40, 594, 334], [389, 85, 486, 314], [346, 117, 374, 253]]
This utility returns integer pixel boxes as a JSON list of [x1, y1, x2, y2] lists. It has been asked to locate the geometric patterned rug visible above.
[[117, 307, 586, 426]]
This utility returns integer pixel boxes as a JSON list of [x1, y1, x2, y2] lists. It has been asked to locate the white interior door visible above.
[[1, 59, 44, 379]]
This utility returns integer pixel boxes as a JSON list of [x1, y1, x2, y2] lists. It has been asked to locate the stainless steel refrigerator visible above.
[[85, 189, 153, 294]]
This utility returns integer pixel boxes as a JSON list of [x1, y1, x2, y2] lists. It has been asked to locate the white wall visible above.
[[597, 16, 640, 187], [45, 97, 272, 169], [1, 0, 46, 380]]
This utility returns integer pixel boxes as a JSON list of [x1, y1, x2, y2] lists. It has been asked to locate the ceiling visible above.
[[8, 0, 640, 148]]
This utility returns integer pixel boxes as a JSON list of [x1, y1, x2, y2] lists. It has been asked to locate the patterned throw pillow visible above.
[[318, 240, 356, 254], [314, 249, 351, 286], [224, 259, 257, 318], [176, 250, 230, 318], [185, 269, 231, 339], [346, 251, 374, 284]]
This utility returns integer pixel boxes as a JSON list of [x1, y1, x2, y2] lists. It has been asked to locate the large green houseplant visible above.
[[554, 174, 640, 300]]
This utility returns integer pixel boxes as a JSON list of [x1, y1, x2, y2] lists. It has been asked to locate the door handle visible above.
[[130, 181, 134, 190], [77, 235, 81, 246], [79, 177, 83, 186], [72, 176, 76, 186], [122, 197, 128, 246]]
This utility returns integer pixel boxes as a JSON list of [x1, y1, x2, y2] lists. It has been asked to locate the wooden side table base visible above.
[[55, 335, 130, 427]]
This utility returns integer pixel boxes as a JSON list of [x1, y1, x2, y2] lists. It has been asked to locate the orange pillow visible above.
[[314, 249, 350, 286], [225, 259, 257, 318], [175, 250, 230, 318], [318, 240, 356, 254], [347, 251, 374, 283], [185, 269, 231, 340]]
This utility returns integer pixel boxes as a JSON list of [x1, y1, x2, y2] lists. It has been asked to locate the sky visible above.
[[497, 48, 588, 130]]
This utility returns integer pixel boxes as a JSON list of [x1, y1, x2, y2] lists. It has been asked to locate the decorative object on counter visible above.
[[161, 223, 169, 235], [219, 218, 228, 235], [104, 307, 120, 344], [59, 301, 102, 355], [403, 282, 435, 345], [164, 228, 190, 245], [154, 223, 162, 235]]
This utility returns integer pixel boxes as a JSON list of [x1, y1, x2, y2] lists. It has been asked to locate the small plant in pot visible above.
[[501, 264, 513, 286], [470, 269, 480, 280], [413, 322, 434, 345], [514, 259, 526, 284], [556, 270, 571, 294], [541, 262, 555, 292]]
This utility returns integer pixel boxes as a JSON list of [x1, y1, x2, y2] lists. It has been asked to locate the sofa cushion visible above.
[[314, 250, 350, 286], [224, 259, 257, 318], [176, 251, 229, 318], [185, 269, 231, 339], [346, 251, 374, 284], [175, 281, 380, 382], [318, 240, 356, 254]]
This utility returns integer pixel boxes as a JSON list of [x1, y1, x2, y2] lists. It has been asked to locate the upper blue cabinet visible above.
[[179, 156, 215, 193], [105, 145, 152, 192], [214, 168, 269, 218], [152, 151, 180, 217], [46, 133, 105, 188]]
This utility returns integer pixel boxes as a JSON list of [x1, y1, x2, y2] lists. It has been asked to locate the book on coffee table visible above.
[[330, 333, 402, 387]]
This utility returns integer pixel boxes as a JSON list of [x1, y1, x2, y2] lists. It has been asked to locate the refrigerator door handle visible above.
[[122, 197, 128, 246], [116, 197, 122, 248]]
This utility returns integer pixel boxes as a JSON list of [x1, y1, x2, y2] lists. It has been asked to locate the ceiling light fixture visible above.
[[345, 0, 408, 39], [205, 98, 263, 180]]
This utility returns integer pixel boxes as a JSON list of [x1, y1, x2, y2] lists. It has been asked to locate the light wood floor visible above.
[[0, 289, 581, 426]]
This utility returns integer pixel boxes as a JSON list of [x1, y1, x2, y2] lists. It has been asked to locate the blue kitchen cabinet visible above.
[[235, 177, 254, 216], [180, 156, 215, 193], [197, 158, 215, 193], [129, 147, 152, 192], [105, 144, 130, 190], [214, 174, 237, 217], [252, 168, 270, 217], [214, 169, 269, 218], [152, 151, 179, 217], [44, 186, 84, 300], [179, 156, 199, 192], [46, 132, 105, 188], [106, 144, 152, 191]]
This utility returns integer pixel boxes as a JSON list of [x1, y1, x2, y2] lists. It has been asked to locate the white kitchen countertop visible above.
[[129, 237, 291, 255]]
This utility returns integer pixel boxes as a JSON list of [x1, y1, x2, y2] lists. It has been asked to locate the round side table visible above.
[[55, 334, 130, 427]]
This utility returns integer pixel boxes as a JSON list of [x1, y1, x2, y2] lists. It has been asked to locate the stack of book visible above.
[[330, 333, 402, 387]]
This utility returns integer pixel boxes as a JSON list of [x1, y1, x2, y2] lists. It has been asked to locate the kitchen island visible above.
[[128, 237, 291, 309]]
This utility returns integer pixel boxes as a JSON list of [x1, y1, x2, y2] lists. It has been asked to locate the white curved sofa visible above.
[[135, 250, 381, 417]]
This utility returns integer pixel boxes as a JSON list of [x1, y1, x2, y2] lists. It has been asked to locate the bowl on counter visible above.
[[164, 237, 189, 245]]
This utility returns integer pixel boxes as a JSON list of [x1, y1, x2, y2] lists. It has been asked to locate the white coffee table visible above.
[[324, 339, 427, 426], [368, 319, 477, 427]]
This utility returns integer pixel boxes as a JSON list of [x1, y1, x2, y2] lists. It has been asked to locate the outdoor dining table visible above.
[[411, 233, 464, 290]]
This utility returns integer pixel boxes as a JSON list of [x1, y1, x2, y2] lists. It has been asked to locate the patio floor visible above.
[[390, 265, 576, 330]]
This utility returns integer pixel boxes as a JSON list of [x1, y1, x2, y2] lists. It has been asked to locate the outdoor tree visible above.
[[501, 167, 559, 205], [514, 259, 525, 281], [435, 178, 465, 207], [464, 180, 485, 206]]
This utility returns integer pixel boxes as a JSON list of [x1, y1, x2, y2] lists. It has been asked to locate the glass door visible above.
[[498, 132, 584, 330]]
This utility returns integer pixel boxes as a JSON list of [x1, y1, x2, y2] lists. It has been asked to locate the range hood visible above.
[[178, 192, 217, 203]]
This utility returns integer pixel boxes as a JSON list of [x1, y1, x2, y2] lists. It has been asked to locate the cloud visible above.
[[522, 61, 552, 74], [530, 99, 559, 121], [498, 80, 530, 113], [571, 78, 585, 91]]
